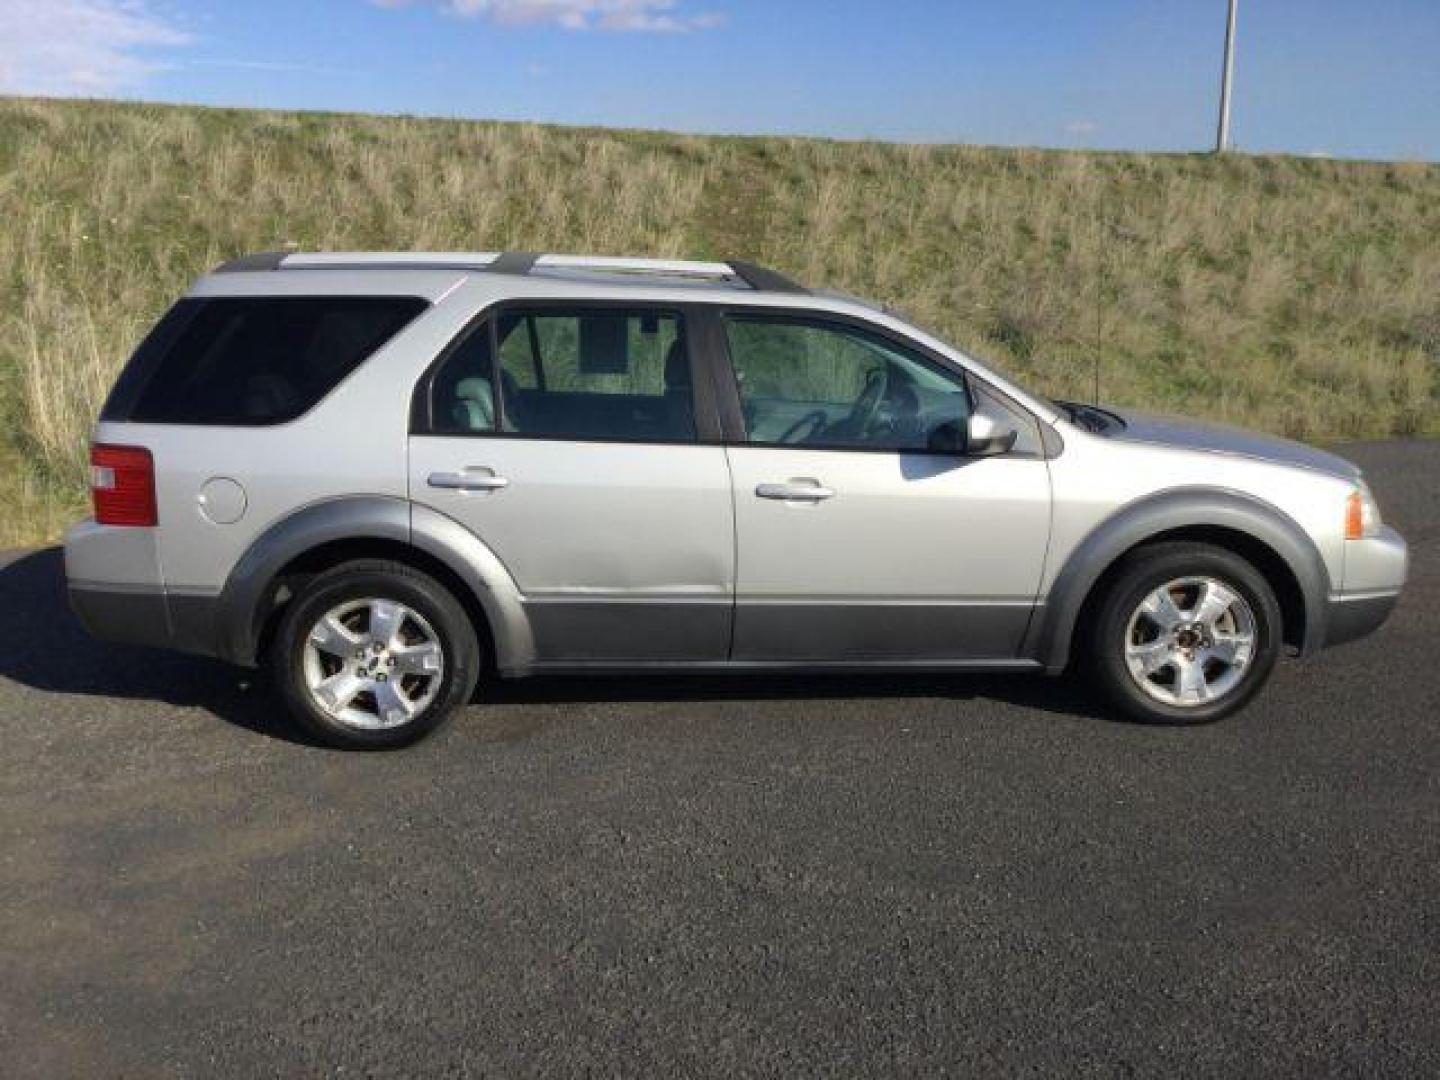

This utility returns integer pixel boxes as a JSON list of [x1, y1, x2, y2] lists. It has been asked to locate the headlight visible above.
[[1345, 480, 1382, 539]]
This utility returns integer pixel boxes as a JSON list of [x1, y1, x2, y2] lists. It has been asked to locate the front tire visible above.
[[271, 559, 480, 749], [1087, 542, 1283, 725]]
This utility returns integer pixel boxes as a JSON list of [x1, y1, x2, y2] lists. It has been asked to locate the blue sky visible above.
[[2, 0, 1437, 160]]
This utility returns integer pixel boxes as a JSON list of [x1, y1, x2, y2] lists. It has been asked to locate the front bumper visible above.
[[1322, 524, 1408, 649], [1323, 590, 1401, 648]]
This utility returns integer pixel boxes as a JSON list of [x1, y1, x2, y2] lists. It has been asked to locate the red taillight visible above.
[[90, 444, 157, 527]]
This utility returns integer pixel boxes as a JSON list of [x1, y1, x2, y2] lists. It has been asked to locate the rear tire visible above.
[[1087, 542, 1282, 725], [271, 559, 480, 749]]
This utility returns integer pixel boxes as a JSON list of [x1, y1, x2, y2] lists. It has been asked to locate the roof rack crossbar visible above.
[[727, 259, 808, 294], [484, 251, 539, 275]]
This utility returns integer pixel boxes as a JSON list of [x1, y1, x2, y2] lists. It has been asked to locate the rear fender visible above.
[[213, 497, 534, 670]]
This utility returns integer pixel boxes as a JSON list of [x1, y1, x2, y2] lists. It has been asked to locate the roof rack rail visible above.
[[213, 250, 809, 293]]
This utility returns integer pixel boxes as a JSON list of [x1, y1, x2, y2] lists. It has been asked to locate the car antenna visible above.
[[1093, 272, 1103, 407], [1093, 216, 1114, 407]]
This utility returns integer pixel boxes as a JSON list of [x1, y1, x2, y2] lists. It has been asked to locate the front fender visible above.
[[1026, 487, 1332, 672]]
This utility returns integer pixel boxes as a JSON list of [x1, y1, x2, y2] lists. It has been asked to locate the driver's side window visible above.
[[723, 315, 971, 452]]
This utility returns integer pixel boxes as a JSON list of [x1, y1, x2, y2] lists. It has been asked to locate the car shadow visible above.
[[0, 547, 1108, 746], [0, 547, 318, 744]]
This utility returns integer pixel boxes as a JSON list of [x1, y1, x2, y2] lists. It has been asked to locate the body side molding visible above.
[[1026, 487, 1332, 673]]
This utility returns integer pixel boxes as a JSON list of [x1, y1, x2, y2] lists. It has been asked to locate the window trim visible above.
[[410, 299, 725, 446], [701, 305, 1048, 459]]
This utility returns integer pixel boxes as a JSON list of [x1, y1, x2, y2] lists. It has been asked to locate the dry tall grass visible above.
[[1, 96, 1436, 543]]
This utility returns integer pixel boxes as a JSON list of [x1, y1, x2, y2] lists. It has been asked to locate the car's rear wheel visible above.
[[272, 559, 480, 749], [1088, 542, 1283, 725]]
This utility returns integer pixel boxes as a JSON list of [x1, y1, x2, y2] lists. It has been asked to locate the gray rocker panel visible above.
[[731, 600, 1034, 662]]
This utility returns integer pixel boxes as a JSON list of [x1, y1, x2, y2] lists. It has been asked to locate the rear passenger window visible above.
[[119, 297, 427, 425], [428, 309, 696, 443]]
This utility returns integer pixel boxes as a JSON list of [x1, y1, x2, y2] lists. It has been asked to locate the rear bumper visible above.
[[68, 583, 174, 650], [65, 519, 229, 660], [68, 582, 228, 659]]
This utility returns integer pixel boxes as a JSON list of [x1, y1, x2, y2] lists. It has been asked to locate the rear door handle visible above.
[[427, 469, 510, 493], [756, 479, 835, 502]]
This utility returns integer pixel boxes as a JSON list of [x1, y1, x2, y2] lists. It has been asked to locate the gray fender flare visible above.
[[1026, 487, 1332, 672], [216, 496, 534, 672]]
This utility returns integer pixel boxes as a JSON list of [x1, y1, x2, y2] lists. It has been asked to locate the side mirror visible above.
[[966, 401, 1019, 457]]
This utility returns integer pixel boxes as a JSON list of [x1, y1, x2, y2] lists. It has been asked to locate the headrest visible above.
[[453, 377, 495, 430], [456, 377, 492, 403]]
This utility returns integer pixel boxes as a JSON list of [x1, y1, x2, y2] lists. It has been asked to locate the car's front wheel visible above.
[[271, 559, 480, 749], [1088, 542, 1283, 724]]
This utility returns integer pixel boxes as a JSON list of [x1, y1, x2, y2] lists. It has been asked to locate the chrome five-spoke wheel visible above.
[[1123, 576, 1257, 707], [302, 598, 445, 730]]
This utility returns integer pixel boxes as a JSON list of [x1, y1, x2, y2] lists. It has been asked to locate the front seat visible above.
[[663, 339, 693, 436]]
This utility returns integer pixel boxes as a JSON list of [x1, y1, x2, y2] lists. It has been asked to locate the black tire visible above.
[[1086, 542, 1283, 725], [270, 559, 481, 749]]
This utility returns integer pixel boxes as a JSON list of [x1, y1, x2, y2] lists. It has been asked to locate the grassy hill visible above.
[[1, 95, 1436, 544]]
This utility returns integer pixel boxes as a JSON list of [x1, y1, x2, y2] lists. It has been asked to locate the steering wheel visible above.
[[778, 409, 829, 445], [846, 366, 889, 436]]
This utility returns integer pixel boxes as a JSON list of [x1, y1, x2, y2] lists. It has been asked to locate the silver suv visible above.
[[65, 251, 1408, 748]]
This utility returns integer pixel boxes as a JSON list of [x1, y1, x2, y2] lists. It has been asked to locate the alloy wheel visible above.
[[301, 598, 445, 730], [1122, 576, 1257, 707]]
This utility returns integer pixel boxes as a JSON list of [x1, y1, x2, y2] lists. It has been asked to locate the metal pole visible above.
[[1216, 0, 1239, 152]]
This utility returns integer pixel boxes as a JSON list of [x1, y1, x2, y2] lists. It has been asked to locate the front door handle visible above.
[[427, 469, 510, 493], [756, 479, 835, 502]]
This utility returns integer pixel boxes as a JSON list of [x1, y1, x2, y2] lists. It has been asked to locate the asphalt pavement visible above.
[[1, 440, 1436, 1077]]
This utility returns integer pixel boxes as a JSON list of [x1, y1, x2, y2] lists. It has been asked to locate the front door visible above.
[[716, 312, 1051, 662], [409, 304, 734, 664]]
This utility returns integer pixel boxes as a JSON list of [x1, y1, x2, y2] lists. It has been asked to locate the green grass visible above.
[[2, 95, 1436, 544]]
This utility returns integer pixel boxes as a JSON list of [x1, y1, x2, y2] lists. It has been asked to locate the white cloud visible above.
[[1064, 120, 1098, 136], [377, 0, 724, 33], [0, 0, 191, 96]]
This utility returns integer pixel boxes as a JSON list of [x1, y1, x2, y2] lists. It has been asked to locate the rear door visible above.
[[710, 310, 1052, 662], [409, 303, 735, 664]]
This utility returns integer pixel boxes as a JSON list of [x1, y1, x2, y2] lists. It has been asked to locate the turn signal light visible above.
[[1344, 490, 1364, 540], [91, 444, 157, 527]]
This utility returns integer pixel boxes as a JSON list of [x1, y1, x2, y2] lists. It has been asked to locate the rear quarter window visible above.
[[105, 296, 428, 425]]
